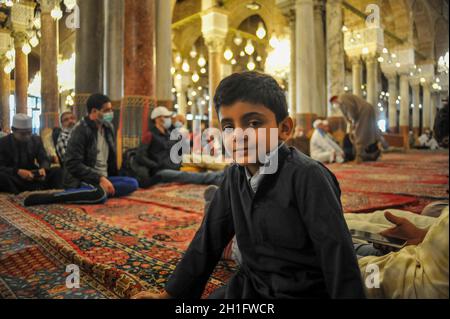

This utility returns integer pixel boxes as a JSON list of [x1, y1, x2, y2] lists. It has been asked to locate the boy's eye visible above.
[[248, 120, 262, 128], [222, 125, 234, 131]]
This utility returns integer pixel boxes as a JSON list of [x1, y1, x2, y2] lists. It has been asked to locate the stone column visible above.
[[386, 72, 398, 133], [288, 12, 296, 119], [0, 64, 10, 131], [410, 79, 421, 137], [422, 82, 431, 131], [174, 74, 189, 116], [399, 74, 410, 147], [156, 0, 173, 109], [40, 0, 60, 130], [12, 33, 29, 115], [0, 29, 12, 131], [314, 0, 326, 117], [202, 7, 228, 128], [74, 0, 104, 118], [351, 56, 362, 97], [10, 1, 35, 115], [325, 0, 346, 140], [365, 53, 378, 107], [120, 0, 156, 153], [430, 91, 439, 130], [104, 0, 124, 130], [295, 0, 317, 131]]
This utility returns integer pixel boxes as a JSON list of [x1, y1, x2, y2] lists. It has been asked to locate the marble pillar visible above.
[[325, 0, 346, 141], [74, 0, 104, 118], [288, 12, 297, 119], [326, 0, 345, 115], [399, 74, 410, 147], [295, 0, 317, 131], [422, 82, 431, 131], [351, 56, 362, 97], [0, 67, 10, 130], [410, 80, 421, 137], [314, 0, 326, 117], [104, 0, 124, 130], [13, 33, 28, 115], [365, 54, 378, 107], [40, 0, 60, 130], [202, 7, 228, 128], [156, 0, 173, 109], [430, 92, 439, 130], [206, 41, 224, 128], [174, 75, 189, 116], [120, 0, 156, 153], [386, 73, 398, 133]]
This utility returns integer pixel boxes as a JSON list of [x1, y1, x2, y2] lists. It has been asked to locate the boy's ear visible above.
[[279, 116, 294, 141]]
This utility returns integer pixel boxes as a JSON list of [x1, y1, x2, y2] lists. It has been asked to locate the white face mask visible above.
[[174, 121, 183, 128], [163, 118, 172, 129]]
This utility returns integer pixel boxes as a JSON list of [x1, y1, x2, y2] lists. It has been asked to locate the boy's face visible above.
[[219, 101, 293, 166]]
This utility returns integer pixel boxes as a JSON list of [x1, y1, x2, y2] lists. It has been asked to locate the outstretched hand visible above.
[[380, 211, 428, 246]]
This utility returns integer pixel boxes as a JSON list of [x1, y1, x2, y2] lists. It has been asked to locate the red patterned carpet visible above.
[[0, 150, 448, 299]]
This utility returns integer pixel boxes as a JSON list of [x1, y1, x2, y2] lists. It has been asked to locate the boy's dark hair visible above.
[[214, 72, 289, 123], [86, 93, 111, 114]]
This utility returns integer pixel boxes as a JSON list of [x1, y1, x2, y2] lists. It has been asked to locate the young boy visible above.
[[133, 72, 365, 299]]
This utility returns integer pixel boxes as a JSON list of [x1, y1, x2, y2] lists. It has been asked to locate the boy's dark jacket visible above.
[[63, 116, 117, 188], [165, 145, 366, 299]]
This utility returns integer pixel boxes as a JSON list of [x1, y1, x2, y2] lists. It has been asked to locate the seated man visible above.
[[346, 205, 448, 299], [130, 106, 223, 188], [0, 114, 63, 194], [53, 111, 77, 165], [310, 119, 345, 163], [24, 94, 138, 206]]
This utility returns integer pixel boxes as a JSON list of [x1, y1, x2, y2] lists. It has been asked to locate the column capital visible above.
[[201, 8, 228, 50], [384, 71, 397, 82], [350, 55, 361, 65], [10, 1, 36, 33], [409, 77, 421, 89], [12, 31, 29, 47], [40, 0, 60, 14], [313, 0, 324, 13], [363, 52, 378, 63]]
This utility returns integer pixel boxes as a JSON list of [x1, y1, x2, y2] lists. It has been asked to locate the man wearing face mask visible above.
[[130, 106, 223, 188], [24, 94, 138, 206], [0, 114, 63, 194]]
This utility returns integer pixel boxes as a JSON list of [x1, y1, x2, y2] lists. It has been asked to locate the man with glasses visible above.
[[0, 114, 63, 194]]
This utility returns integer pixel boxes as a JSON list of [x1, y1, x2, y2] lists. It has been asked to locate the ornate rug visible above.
[[128, 184, 207, 213], [127, 183, 417, 214], [77, 198, 203, 251], [0, 195, 236, 299]]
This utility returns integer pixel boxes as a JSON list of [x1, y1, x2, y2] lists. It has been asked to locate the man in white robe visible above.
[[310, 120, 345, 163]]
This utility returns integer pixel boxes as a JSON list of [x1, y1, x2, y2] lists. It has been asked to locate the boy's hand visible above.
[[380, 211, 428, 246], [36, 168, 46, 181], [17, 169, 34, 181], [131, 290, 172, 299]]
